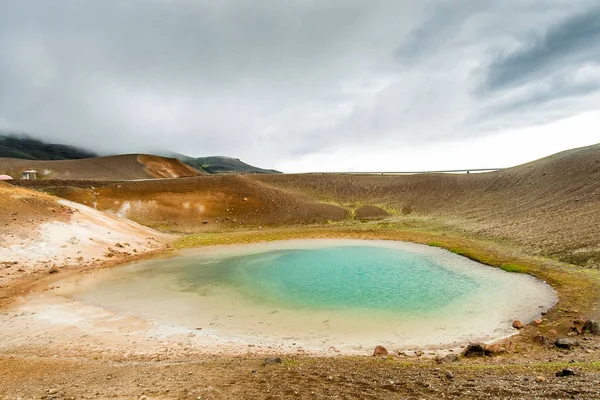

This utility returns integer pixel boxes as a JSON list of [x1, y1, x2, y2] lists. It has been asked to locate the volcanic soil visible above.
[[0, 154, 202, 181], [2, 144, 600, 399]]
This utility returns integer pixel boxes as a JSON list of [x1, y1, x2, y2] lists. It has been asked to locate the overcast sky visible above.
[[1, 1, 599, 172]]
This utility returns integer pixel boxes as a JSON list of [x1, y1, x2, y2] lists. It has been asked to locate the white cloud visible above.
[[276, 111, 600, 172]]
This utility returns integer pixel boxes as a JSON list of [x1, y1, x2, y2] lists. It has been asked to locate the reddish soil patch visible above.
[[0, 154, 201, 180]]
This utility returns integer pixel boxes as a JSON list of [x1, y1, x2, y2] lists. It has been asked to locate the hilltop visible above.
[[0, 134, 97, 160], [0, 154, 202, 180], [0, 134, 280, 175], [172, 153, 281, 174]]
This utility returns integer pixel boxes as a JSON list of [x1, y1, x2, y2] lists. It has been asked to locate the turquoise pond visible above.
[[59, 240, 557, 352], [175, 246, 476, 313]]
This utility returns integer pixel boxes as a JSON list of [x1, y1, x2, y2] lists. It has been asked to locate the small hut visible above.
[[21, 170, 37, 180], [0, 174, 13, 181]]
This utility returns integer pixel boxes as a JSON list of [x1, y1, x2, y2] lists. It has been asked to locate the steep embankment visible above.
[[0, 154, 202, 180], [0, 182, 170, 289], [29, 175, 348, 232], [251, 144, 600, 267]]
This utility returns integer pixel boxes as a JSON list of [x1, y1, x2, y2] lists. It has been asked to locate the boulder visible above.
[[512, 320, 524, 329], [373, 345, 389, 357], [462, 343, 486, 357], [572, 318, 586, 334], [582, 320, 600, 335], [555, 338, 579, 349], [555, 368, 575, 377], [484, 344, 507, 355]]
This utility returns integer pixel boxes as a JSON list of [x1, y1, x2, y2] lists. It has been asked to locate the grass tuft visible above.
[[500, 263, 530, 274]]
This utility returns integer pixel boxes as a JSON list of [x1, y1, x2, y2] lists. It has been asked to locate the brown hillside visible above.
[[0, 182, 170, 290], [8, 144, 600, 267], [0, 154, 202, 181], [0, 181, 70, 233], [29, 175, 348, 232], [251, 143, 600, 267]]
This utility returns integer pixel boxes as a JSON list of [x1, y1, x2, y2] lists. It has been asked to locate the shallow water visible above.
[[58, 239, 557, 352]]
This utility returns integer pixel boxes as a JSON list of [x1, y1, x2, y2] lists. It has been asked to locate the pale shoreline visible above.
[[0, 239, 558, 359]]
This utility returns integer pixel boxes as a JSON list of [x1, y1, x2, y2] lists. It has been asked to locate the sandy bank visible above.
[[1, 192, 172, 290]]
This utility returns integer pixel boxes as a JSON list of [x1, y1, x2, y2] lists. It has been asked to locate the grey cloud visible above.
[[0, 1, 599, 169], [484, 6, 600, 92]]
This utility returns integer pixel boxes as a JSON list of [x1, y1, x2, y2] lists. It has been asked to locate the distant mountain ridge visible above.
[[170, 153, 281, 174], [0, 134, 280, 174], [0, 133, 97, 160]]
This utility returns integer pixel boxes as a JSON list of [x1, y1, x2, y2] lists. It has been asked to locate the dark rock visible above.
[[582, 320, 600, 335], [373, 345, 389, 356], [48, 267, 59, 274], [262, 357, 282, 366], [555, 368, 575, 377], [436, 354, 459, 364], [445, 371, 454, 380], [462, 343, 486, 357], [555, 338, 579, 349]]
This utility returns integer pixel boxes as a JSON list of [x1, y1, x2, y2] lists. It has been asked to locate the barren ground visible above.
[[2, 144, 600, 399]]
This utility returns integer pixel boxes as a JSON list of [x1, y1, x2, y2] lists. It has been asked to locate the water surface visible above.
[[58, 239, 557, 352]]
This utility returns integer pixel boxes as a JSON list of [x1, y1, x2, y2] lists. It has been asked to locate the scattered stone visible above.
[[555, 338, 579, 349], [512, 320, 524, 329], [535, 376, 546, 383], [46, 389, 58, 395], [243, 197, 248, 201], [534, 335, 550, 346], [572, 318, 586, 334], [533, 318, 543, 325], [462, 343, 486, 357], [582, 320, 600, 335], [445, 371, 454, 380], [48, 267, 59, 274], [435, 353, 459, 364], [202, 220, 209, 224], [373, 345, 389, 357], [555, 368, 575, 377], [262, 357, 282, 366], [115, 242, 124, 248], [484, 344, 507, 355], [549, 329, 558, 336]]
